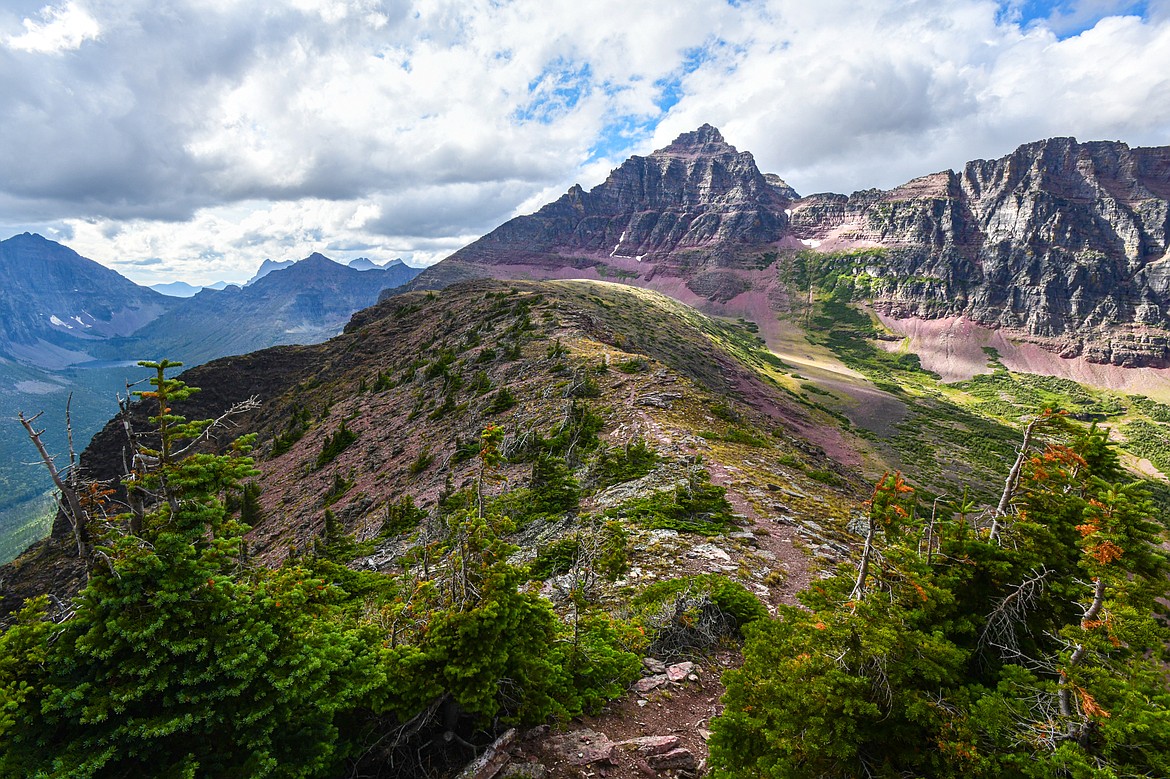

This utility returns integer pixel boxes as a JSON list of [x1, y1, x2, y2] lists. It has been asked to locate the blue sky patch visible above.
[[586, 116, 660, 164], [999, 0, 1148, 38], [514, 59, 594, 124]]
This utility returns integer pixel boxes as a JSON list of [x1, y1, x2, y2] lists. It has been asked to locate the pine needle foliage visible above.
[[710, 420, 1170, 778], [0, 372, 642, 777]]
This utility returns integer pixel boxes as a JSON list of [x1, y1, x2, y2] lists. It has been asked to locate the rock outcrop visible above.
[[791, 137, 1170, 365]]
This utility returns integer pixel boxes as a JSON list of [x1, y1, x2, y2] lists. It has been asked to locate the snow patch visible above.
[[48, 314, 71, 328], [71, 315, 91, 328], [635, 254, 645, 262], [784, 209, 792, 216], [609, 229, 629, 258], [800, 238, 822, 248]]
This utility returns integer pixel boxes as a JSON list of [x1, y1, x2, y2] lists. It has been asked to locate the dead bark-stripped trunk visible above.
[[850, 518, 878, 602], [18, 410, 90, 559], [990, 415, 1043, 543]]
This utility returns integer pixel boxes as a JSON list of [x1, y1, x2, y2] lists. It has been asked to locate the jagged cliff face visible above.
[[415, 129, 1170, 368], [791, 138, 1170, 365]]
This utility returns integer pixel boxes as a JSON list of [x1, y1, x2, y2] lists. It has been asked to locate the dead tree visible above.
[[989, 414, 1047, 543], [18, 404, 90, 559], [19, 368, 258, 561]]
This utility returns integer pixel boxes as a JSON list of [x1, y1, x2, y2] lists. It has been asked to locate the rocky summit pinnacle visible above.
[[656, 123, 729, 156]]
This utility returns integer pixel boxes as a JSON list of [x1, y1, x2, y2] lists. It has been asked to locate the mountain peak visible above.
[[655, 124, 733, 157]]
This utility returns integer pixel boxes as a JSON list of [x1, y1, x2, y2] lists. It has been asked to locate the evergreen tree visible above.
[[711, 421, 1170, 778], [0, 361, 381, 778]]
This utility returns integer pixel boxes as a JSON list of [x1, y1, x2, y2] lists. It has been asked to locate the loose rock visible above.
[[547, 729, 616, 766], [617, 735, 681, 756], [648, 748, 698, 772], [643, 657, 667, 674], [632, 674, 668, 693]]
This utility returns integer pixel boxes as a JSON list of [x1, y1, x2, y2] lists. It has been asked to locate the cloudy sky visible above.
[[0, 0, 1167, 285]]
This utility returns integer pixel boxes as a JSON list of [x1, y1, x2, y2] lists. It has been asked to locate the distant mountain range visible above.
[[0, 234, 420, 561], [413, 125, 1170, 368], [126, 252, 422, 365], [150, 280, 235, 297]]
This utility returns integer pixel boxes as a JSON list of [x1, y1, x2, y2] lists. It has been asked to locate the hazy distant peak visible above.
[[150, 281, 203, 297], [348, 257, 379, 271], [246, 258, 295, 285]]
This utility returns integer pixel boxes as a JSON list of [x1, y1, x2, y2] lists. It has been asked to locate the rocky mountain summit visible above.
[[431, 124, 796, 273], [0, 233, 175, 368], [414, 129, 1170, 367]]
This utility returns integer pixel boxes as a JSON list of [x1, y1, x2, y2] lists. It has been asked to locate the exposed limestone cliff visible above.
[[414, 129, 1170, 367]]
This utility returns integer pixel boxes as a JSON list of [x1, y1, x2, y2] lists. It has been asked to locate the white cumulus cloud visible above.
[[5, 1, 100, 53], [0, 0, 1166, 283]]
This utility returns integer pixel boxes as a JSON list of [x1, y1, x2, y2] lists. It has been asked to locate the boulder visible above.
[[643, 657, 667, 674], [633, 674, 668, 693], [648, 747, 698, 772]]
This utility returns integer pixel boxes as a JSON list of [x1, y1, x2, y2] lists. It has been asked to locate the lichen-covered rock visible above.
[[546, 729, 617, 766]]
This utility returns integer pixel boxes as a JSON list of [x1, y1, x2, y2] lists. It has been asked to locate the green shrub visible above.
[[591, 439, 659, 487], [423, 349, 456, 380], [452, 436, 482, 465], [315, 421, 357, 469], [487, 387, 517, 414], [380, 495, 427, 538], [806, 468, 843, 486], [323, 472, 354, 506], [701, 427, 769, 447], [427, 394, 458, 421], [616, 357, 650, 374], [632, 575, 767, 659], [468, 370, 493, 395], [529, 538, 580, 579], [492, 454, 580, 524], [566, 375, 601, 398], [271, 405, 312, 458], [408, 450, 434, 475], [708, 401, 741, 423]]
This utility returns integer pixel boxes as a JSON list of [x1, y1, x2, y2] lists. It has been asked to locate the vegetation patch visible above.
[[590, 439, 659, 488], [315, 421, 357, 469], [631, 574, 767, 659], [607, 470, 736, 535]]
